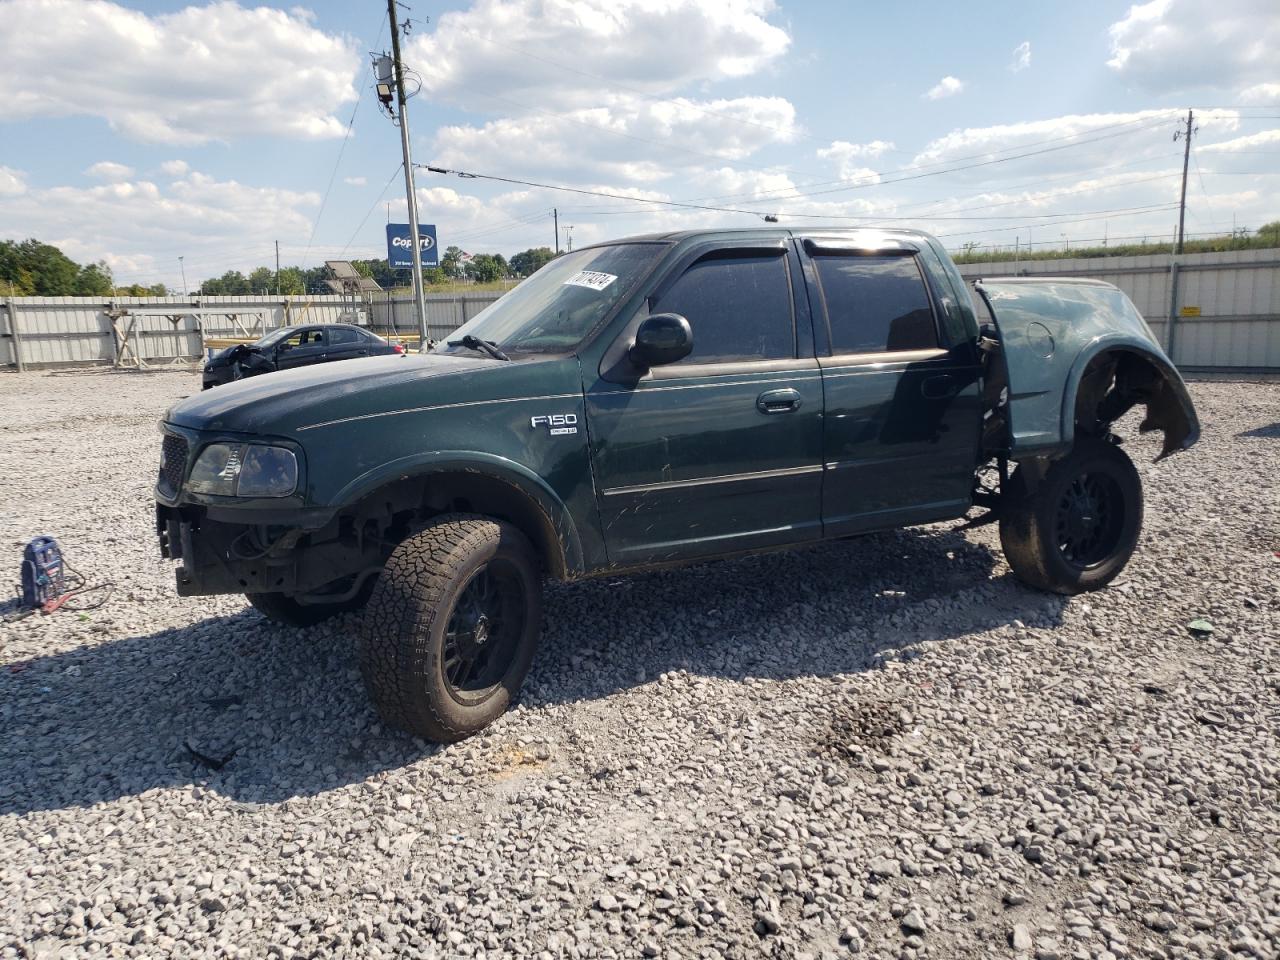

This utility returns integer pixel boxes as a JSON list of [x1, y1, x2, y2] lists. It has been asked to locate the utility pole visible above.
[[178, 256, 188, 298], [387, 0, 430, 351], [554, 208, 560, 254], [1174, 109, 1197, 255], [275, 240, 281, 295], [565, 225, 574, 252]]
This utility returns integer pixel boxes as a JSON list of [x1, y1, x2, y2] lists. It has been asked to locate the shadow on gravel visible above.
[[531, 526, 1066, 709], [1237, 421, 1280, 439], [0, 526, 1065, 816]]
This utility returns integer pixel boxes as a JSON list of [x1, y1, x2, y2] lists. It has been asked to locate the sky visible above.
[[0, 0, 1277, 290]]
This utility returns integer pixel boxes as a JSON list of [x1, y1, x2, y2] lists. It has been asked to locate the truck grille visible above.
[[159, 433, 188, 494]]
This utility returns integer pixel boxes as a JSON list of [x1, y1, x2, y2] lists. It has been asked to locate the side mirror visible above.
[[629, 313, 692, 368], [276, 341, 292, 353]]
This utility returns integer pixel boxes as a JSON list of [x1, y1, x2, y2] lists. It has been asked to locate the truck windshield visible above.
[[434, 243, 665, 355]]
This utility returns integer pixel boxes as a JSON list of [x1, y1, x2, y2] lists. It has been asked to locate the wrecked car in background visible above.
[[202, 323, 404, 389]]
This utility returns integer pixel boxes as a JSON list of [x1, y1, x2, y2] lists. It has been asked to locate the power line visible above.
[[300, 85, 365, 271], [491, 114, 1178, 219], [935, 204, 1180, 239], [340, 163, 404, 257], [420, 164, 1182, 228]]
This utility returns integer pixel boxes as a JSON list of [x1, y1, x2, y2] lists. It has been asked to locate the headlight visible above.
[[187, 443, 298, 497]]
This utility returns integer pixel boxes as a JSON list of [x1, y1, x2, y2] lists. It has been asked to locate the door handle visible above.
[[757, 388, 802, 414], [921, 374, 958, 400]]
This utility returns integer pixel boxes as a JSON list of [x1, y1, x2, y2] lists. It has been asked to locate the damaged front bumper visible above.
[[154, 423, 357, 597]]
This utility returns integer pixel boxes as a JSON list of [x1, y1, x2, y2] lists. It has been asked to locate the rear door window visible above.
[[653, 251, 794, 364], [329, 328, 360, 345], [813, 254, 938, 354]]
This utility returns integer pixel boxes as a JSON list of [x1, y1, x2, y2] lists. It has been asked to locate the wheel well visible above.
[[337, 471, 570, 581], [420, 472, 568, 580], [1072, 348, 1197, 459]]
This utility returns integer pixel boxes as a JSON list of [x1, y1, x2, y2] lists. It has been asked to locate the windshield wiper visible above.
[[446, 334, 510, 362]]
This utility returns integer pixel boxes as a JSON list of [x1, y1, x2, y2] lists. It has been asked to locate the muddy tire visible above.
[[357, 514, 541, 743], [247, 578, 375, 627], [1000, 438, 1143, 595]]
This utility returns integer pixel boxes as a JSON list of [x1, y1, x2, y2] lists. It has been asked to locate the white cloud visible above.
[[407, 0, 791, 111], [1199, 128, 1280, 152], [924, 76, 964, 101], [1010, 41, 1031, 72], [816, 140, 894, 180], [159, 160, 190, 177], [84, 161, 134, 182], [343, 176, 368, 187], [0, 166, 27, 197], [1107, 0, 1280, 92], [0, 167, 320, 285], [431, 95, 799, 184], [1238, 82, 1280, 104], [911, 109, 1206, 172], [0, 0, 360, 143]]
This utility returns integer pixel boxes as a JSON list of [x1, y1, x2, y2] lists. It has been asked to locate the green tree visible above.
[[200, 270, 251, 295], [509, 246, 554, 277], [275, 267, 305, 296], [441, 245, 464, 278], [465, 253, 507, 283], [0, 240, 35, 295], [17, 239, 79, 294], [248, 266, 275, 294], [73, 261, 114, 296], [115, 282, 169, 296]]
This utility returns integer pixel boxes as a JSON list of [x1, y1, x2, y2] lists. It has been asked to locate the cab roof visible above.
[[589, 225, 939, 245]]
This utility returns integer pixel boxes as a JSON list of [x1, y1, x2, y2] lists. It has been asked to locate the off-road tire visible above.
[[247, 580, 374, 627], [357, 514, 541, 743], [999, 437, 1143, 594]]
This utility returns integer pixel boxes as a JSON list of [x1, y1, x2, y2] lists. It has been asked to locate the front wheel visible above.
[[357, 515, 541, 743], [999, 438, 1143, 594]]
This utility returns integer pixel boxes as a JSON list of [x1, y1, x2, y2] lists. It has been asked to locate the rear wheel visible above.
[[999, 438, 1143, 594], [357, 514, 541, 743]]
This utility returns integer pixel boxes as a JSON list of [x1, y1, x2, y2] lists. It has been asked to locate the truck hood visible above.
[[166, 353, 517, 435]]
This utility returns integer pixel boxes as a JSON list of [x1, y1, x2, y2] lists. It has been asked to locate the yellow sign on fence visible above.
[[1179, 305, 1202, 317]]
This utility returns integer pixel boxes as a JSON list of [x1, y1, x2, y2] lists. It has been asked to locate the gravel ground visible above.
[[0, 368, 1277, 960]]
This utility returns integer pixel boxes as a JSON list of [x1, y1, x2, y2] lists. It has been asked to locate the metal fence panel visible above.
[[0, 295, 354, 367], [6, 263, 1276, 372]]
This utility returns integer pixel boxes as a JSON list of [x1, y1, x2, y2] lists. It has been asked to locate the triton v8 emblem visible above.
[[530, 413, 579, 436]]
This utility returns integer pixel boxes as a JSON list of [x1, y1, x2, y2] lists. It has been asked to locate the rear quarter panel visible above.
[[978, 279, 1191, 458]]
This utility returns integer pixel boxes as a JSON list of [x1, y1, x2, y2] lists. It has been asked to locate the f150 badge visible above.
[[530, 413, 578, 436]]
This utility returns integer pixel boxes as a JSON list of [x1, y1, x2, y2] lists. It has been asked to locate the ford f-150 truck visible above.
[[155, 228, 1199, 741]]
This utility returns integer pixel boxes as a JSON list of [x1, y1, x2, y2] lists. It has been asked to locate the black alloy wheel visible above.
[[358, 514, 542, 742], [1054, 472, 1126, 569], [999, 437, 1143, 594], [442, 564, 526, 704]]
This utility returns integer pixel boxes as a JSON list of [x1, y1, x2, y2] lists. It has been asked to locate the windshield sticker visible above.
[[563, 270, 617, 291]]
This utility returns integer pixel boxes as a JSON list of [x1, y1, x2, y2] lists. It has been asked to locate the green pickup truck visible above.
[[156, 228, 1199, 741]]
